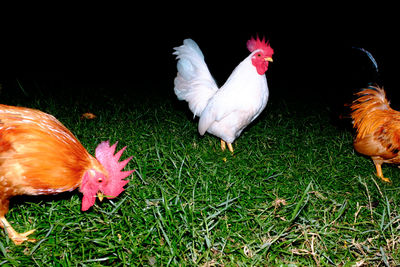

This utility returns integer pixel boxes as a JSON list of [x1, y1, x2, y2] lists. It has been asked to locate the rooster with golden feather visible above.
[[351, 86, 400, 182]]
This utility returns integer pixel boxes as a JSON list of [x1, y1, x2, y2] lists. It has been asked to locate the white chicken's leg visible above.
[[0, 216, 36, 245], [220, 140, 234, 153], [221, 140, 226, 151], [227, 143, 234, 153]]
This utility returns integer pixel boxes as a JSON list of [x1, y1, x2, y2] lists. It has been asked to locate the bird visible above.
[[173, 36, 274, 153], [350, 86, 400, 183], [0, 104, 133, 245]]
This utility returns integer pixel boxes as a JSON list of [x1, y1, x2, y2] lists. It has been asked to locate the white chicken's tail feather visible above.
[[173, 39, 218, 117]]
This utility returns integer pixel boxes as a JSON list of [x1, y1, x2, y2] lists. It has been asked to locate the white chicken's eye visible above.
[[257, 53, 262, 57], [97, 177, 103, 183]]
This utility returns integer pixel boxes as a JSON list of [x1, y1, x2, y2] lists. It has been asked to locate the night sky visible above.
[[1, 7, 392, 107]]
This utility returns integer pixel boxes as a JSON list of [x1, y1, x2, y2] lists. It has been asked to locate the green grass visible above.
[[1, 86, 400, 266]]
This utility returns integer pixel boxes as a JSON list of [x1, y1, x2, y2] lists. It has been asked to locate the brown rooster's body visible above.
[[0, 104, 133, 245], [351, 86, 400, 182]]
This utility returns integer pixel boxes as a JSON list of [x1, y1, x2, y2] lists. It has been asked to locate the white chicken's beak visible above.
[[97, 191, 104, 202], [265, 57, 273, 62]]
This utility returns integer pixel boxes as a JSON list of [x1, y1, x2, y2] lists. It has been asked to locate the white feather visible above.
[[173, 39, 218, 117]]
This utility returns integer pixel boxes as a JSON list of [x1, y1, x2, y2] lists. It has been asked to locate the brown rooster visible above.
[[351, 86, 400, 183], [0, 104, 133, 245]]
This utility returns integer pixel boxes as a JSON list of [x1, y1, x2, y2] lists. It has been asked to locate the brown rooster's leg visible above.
[[372, 159, 391, 183], [0, 216, 36, 245], [220, 140, 226, 151]]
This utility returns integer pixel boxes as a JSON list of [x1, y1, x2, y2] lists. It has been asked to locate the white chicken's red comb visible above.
[[246, 36, 274, 56], [95, 141, 134, 198]]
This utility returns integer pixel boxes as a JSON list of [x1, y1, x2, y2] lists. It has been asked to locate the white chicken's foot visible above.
[[0, 216, 36, 245]]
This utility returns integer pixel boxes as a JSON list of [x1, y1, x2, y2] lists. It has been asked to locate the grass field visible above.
[[0, 85, 399, 266]]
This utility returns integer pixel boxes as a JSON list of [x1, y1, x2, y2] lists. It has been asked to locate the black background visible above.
[[0, 5, 393, 108]]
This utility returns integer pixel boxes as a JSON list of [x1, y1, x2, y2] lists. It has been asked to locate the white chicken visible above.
[[173, 36, 274, 152]]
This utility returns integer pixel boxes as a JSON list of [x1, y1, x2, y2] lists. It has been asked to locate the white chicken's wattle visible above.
[[173, 37, 274, 152]]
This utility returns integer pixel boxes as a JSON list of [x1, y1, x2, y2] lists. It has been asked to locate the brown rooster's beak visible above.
[[265, 57, 273, 62], [97, 191, 104, 202]]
